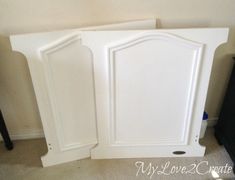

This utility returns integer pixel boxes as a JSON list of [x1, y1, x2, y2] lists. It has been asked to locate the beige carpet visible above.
[[0, 128, 234, 180]]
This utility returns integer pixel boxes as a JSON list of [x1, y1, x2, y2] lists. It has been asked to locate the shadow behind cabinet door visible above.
[[215, 58, 235, 173]]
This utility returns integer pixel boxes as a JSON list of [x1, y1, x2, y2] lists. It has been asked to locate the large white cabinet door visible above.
[[82, 29, 228, 159], [10, 19, 157, 167]]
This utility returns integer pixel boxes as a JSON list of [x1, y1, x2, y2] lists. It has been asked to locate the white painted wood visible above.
[[81, 28, 228, 159], [10, 19, 157, 167], [38, 34, 97, 152]]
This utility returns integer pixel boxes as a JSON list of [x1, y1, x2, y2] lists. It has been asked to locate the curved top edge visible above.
[[38, 32, 81, 55], [106, 32, 204, 52]]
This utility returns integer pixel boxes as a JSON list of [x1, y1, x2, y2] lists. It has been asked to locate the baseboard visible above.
[[0, 129, 44, 141], [207, 117, 218, 127], [0, 118, 218, 142]]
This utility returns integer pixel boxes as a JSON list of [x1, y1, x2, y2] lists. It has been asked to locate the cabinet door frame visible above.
[[81, 28, 228, 159]]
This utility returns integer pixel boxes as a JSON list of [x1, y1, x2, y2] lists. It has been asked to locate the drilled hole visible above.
[[173, 151, 186, 155]]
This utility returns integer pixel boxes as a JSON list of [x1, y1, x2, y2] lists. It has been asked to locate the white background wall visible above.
[[0, 0, 234, 139]]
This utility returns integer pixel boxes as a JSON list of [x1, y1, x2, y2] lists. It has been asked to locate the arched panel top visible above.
[[105, 32, 204, 53], [38, 33, 81, 59]]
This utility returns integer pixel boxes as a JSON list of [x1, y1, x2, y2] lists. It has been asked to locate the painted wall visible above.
[[0, 0, 235, 139]]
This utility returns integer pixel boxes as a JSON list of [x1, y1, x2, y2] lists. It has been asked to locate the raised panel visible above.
[[107, 33, 203, 146], [39, 34, 97, 151], [81, 29, 228, 159]]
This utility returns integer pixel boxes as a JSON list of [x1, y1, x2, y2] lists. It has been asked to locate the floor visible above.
[[0, 128, 234, 180]]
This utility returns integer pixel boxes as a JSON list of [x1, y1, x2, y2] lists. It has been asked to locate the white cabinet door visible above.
[[10, 19, 157, 166], [81, 29, 228, 159]]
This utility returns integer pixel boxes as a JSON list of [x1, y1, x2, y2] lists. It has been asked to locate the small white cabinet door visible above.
[[10, 19, 157, 167], [81, 29, 228, 159]]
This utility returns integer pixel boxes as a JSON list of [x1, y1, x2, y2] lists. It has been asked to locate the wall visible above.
[[0, 37, 43, 139], [0, 0, 235, 139]]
